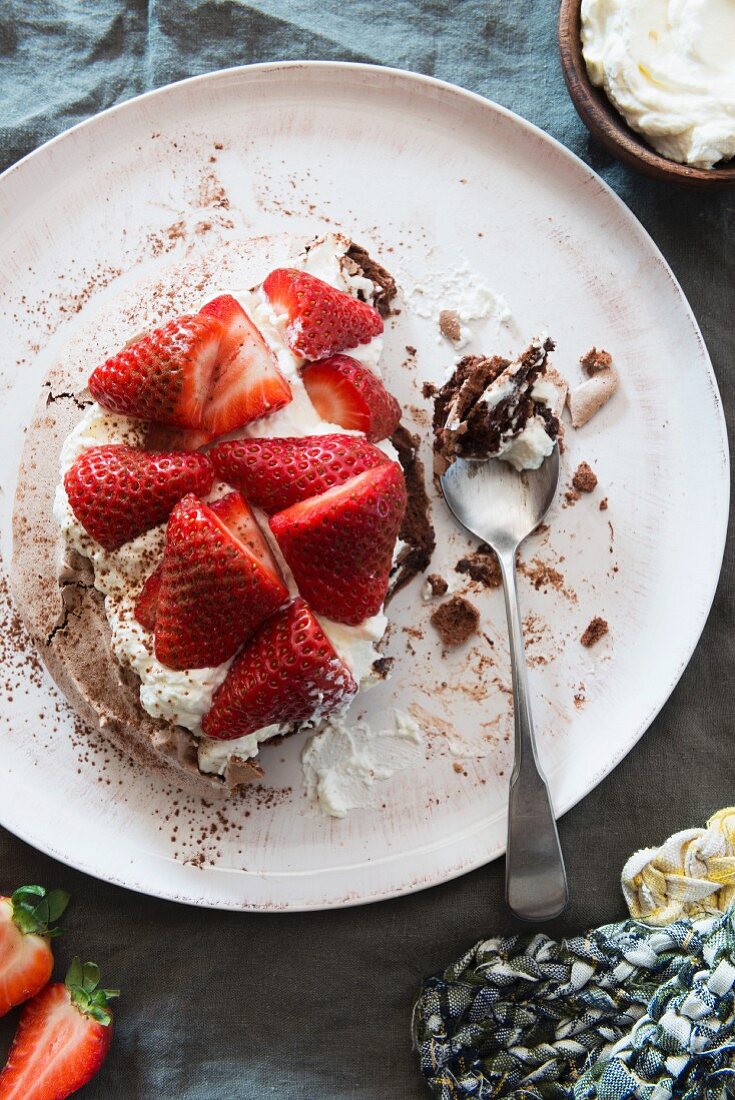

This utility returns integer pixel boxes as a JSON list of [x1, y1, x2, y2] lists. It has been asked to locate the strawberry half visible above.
[[134, 564, 163, 632], [269, 464, 407, 625], [210, 433, 391, 514], [198, 295, 292, 436], [202, 597, 357, 740], [302, 355, 401, 441], [207, 491, 283, 577], [262, 269, 383, 361], [64, 445, 214, 551], [133, 492, 283, 634], [0, 886, 69, 1019], [143, 423, 213, 452], [0, 958, 118, 1100], [154, 493, 288, 670], [88, 314, 223, 429]]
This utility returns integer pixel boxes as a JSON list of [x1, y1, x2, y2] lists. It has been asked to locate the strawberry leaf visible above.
[[82, 961, 100, 993], [10, 885, 69, 936], [66, 957, 120, 1027], [66, 956, 83, 988], [46, 889, 71, 922]]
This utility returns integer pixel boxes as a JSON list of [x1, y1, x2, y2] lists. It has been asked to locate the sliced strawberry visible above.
[[208, 492, 283, 581], [88, 314, 223, 429], [302, 355, 401, 441], [210, 433, 391, 514], [262, 269, 383, 361], [0, 958, 118, 1100], [134, 493, 283, 634], [134, 564, 163, 632], [64, 445, 214, 551], [202, 597, 357, 740], [143, 423, 213, 452], [270, 464, 407, 625], [0, 886, 69, 1019], [198, 295, 292, 436], [154, 494, 288, 670]]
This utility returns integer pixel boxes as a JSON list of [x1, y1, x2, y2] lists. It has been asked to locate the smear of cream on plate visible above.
[[302, 711, 425, 818], [402, 262, 512, 351]]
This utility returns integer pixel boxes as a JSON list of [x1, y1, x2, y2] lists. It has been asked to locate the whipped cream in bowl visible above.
[[581, 0, 735, 169]]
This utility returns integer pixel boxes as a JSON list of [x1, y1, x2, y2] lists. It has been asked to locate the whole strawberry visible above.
[[210, 433, 390, 514], [0, 886, 69, 1018], [202, 597, 357, 740], [0, 957, 118, 1100], [263, 269, 383, 361], [89, 314, 223, 429], [64, 445, 214, 551], [270, 463, 407, 625]]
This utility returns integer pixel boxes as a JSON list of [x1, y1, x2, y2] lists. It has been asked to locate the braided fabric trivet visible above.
[[622, 808, 735, 927], [413, 907, 735, 1099]]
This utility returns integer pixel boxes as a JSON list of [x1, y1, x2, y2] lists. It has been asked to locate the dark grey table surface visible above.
[[1, 2, 733, 1096]]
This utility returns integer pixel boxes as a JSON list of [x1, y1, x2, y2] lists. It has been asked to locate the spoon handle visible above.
[[497, 547, 568, 922]]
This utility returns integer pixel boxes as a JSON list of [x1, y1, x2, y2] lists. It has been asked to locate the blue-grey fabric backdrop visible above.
[[1, 2, 733, 1096]]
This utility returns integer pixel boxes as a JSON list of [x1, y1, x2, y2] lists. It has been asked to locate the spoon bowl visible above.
[[440, 448, 561, 553]]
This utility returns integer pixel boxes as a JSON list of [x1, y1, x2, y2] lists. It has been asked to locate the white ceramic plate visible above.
[[0, 63, 727, 910]]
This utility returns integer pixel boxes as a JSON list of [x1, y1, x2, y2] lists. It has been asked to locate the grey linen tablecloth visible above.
[[1, 2, 733, 1097]]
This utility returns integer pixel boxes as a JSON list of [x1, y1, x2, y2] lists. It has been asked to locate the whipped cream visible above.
[[581, 0, 735, 168], [54, 234, 392, 775], [302, 711, 424, 818], [500, 414, 556, 472], [407, 263, 511, 352], [491, 372, 567, 472]]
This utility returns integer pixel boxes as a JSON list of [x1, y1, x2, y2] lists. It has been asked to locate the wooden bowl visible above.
[[558, 0, 735, 190]]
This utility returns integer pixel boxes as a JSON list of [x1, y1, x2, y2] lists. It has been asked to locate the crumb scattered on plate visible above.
[[572, 462, 598, 493], [430, 595, 479, 648], [581, 616, 609, 647]]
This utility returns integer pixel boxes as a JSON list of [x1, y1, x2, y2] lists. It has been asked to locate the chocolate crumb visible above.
[[581, 616, 609, 647], [372, 657, 395, 679], [430, 595, 480, 648], [599, 497, 609, 511], [455, 543, 502, 589], [564, 489, 580, 506], [432, 339, 558, 464], [406, 345, 417, 357], [426, 574, 448, 597], [572, 462, 598, 493], [580, 347, 612, 374], [439, 309, 462, 344], [387, 425, 435, 599], [345, 242, 397, 317], [422, 380, 437, 399]]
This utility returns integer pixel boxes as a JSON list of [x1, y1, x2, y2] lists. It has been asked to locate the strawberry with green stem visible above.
[[0, 957, 119, 1100], [0, 887, 69, 1018]]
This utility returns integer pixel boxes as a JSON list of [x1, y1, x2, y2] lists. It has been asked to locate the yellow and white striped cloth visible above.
[[621, 806, 735, 926]]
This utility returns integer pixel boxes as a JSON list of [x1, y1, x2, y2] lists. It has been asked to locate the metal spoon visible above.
[[441, 447, 568, 921]]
